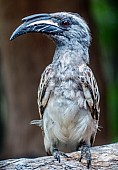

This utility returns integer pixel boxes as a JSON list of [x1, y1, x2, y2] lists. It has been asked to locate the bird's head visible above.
[[10, 12, 91, 63], [10, 12, 91, 45]]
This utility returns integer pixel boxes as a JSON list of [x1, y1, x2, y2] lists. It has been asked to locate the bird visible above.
[[10, 12, 100, 168]]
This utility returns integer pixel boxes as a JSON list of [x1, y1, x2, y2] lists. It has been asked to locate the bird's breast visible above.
[[48, 93, 79, 125], [45, 94, 80, 142], [43, 69, 92, 147], [54, 76, 81, 99], [48, 74, 84, 126], [44, 94, 92, 149]]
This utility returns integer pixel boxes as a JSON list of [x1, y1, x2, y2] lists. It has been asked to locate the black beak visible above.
[[10, 13, 62, 41]]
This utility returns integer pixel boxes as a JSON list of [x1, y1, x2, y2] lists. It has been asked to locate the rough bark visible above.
[[0, 143, 118, 170]]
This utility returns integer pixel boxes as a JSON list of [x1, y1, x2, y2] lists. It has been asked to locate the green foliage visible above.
[[91, 0, 118, 142], [91, 0, 118, 51], [107, 84, 118, 142]]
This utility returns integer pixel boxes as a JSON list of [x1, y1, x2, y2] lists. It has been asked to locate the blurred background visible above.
[[0, 0, 118, 160]]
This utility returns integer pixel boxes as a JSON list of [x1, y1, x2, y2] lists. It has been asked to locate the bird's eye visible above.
[[60, 20, 70, 27]]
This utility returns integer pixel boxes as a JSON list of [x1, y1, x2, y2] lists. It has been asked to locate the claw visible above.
[[87, 159, 91, 169], [59, 151, 69, 158], [52, 148, 69, 163], [53, 148, 61, 163], [79, 143, 91, 169]]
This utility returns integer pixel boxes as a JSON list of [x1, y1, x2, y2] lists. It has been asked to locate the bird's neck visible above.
[[52, 44, 89, 66]]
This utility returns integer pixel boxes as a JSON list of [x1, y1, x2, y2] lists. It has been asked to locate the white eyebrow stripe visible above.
[[27, 20, 58, 27]]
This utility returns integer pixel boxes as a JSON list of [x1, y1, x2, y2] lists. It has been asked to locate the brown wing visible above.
[[37, 64, 54, 119], [79, 65, 100, 119], [79, 65, 100, 145]]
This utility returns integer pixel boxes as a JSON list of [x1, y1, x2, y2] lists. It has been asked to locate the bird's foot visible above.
[[59, 151, 69, 158], [79, 143, 91, 169], [52, 148, 69, 163], [53, 148, 61, 163]]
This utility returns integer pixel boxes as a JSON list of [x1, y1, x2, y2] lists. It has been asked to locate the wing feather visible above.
[[79, 65, 100, 121], [79, 65, 100, 145], [37, 64, 54, 119]]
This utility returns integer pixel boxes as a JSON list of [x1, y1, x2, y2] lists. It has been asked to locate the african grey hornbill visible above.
[[10, 12, 100, 168]]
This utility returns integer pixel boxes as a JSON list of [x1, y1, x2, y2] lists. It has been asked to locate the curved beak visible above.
[[10, 13, 62, 41]]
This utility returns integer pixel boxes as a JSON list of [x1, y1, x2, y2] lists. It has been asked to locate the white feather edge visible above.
[[30, 119, 43, 127]]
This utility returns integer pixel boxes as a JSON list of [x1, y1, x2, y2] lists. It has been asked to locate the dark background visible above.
[[0, 0, 118, 159]]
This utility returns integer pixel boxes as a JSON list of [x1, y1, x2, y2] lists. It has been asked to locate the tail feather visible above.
[[30, 119, 43, 127]]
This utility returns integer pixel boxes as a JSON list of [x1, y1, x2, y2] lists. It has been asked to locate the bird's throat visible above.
[[53, 45, 87, 66]]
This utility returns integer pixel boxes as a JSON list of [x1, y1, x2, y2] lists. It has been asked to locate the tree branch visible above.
[[0, 143, 118, 170]]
